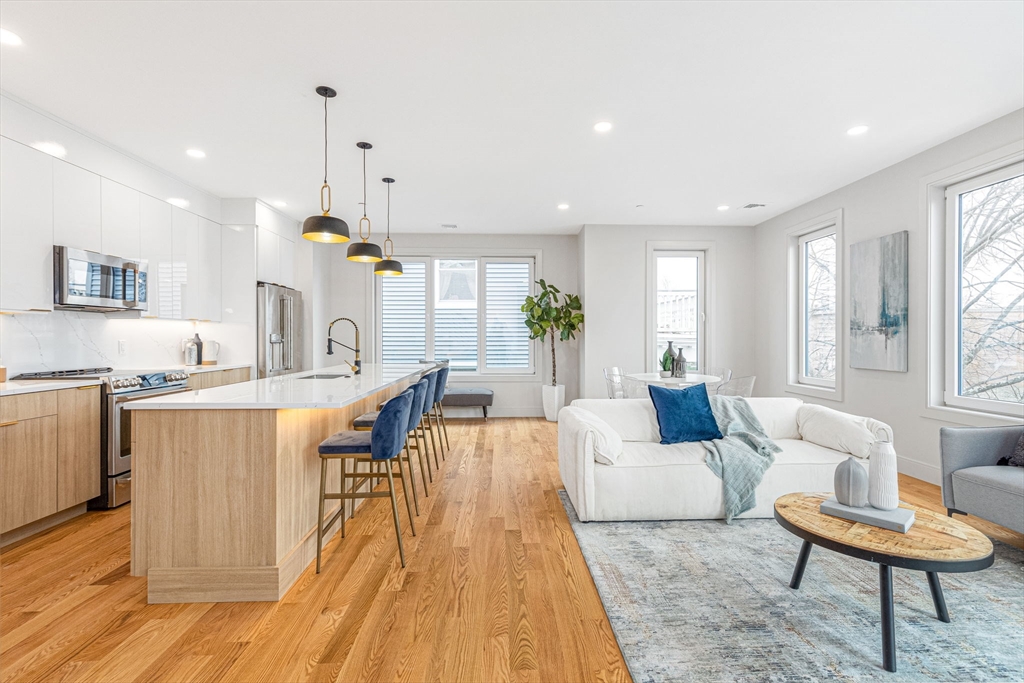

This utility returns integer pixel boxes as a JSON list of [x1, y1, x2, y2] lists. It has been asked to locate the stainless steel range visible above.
[[12, 367, 191, 508]]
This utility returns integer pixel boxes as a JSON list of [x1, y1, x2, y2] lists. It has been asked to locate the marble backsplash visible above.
[[0, 311, 255, 375]]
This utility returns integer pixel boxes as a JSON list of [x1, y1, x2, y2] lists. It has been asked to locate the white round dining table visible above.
[[626, 372, 721, 388]]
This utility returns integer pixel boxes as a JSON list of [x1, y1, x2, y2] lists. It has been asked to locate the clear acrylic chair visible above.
[[621, 376, 649, 399], [717, 375, 755, 397], [604, 367, 625, 399], [702, 366, 733, 393]]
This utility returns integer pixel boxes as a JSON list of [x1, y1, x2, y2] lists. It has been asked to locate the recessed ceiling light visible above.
[[635, 204, 645, 209], [717, 205, 729, 211], [441, 224, 458, 230], [557, 203, 569, 210], [593, 121, 613, 133], [272, 200, 287, 208], [31, 141, 66, 158], [186, 148, 206, 159], [846, 125, 869, 136], [167, 198, 190, 209], [0, 28, 22, 46]]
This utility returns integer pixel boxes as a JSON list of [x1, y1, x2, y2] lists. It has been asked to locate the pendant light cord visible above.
[[386, 182, 391, 239], [362, 147, 367, 219], [323, 96, 328, 185]]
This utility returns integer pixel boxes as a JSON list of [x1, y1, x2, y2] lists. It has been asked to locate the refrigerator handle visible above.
[[281, 294, 294, 371]]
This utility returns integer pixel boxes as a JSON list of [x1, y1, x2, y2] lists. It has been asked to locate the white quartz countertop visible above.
[[115, 363, 252, 376], [125, 363, 437, 410], [0, 378, 103, 396]]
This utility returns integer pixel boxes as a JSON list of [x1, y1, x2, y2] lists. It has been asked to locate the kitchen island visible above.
[[126, 363, 435, 603]]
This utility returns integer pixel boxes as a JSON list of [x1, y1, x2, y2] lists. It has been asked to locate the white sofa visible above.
[[559, 397, 893, 522]]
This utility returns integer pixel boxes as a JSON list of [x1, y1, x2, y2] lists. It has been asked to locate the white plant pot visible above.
[[542, 384, 565, 422], [868, 440, 900, 510]]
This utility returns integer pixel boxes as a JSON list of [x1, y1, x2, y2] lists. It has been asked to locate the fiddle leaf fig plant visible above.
[[522, 279, 584, 386]]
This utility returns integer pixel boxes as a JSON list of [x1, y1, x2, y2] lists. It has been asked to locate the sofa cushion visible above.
[[612, 440, 707, 467], [953, 465, 1024, 498], [648, 384, 723, 445], [952, 466, 1024, 535], [773, 439, 859, 467], [797, 403, 890, 458], [569, 398, 661, 442], [746, 397, 802, 440], [562, 407, 623, 465]]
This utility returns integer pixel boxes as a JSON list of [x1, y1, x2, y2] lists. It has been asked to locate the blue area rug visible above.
[[559, 491, 1024, 682]]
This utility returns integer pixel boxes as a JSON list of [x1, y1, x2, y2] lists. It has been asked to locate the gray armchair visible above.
[[939, 426, 1024, 534]]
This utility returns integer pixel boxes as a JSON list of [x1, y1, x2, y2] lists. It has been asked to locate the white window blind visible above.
[[381, 260, 427, 364], [435, 259, 478, 371], [485, 260, 532, 369]]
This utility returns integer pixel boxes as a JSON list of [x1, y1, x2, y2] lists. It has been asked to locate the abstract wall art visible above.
[[850, 230, 909, 372]]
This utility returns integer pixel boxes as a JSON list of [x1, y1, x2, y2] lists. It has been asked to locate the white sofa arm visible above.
[[797, 403, 895, 458], [557, 407, 598, 522]]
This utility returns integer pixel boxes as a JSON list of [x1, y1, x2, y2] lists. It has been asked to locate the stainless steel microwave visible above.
[[54, 246, 148, 312]]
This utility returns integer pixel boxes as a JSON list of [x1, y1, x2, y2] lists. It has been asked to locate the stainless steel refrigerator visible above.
[[257, 282, 303, 378]]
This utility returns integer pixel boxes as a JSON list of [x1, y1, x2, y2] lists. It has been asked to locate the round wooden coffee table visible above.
[[774, 492, 994, 673]]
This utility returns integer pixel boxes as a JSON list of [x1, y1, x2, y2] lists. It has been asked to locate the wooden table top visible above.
[[774, 492, 994, 571]]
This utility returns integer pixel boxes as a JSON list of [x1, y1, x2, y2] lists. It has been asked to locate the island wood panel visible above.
[[775, 492, 993, 563], [133, 378, 411, 603], [0, 416, 57, 533], [56, 386, 101, 509], [0, 390, 58, 422]]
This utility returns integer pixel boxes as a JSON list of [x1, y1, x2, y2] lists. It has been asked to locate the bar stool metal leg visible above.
[[396, 453, 417, 535], [426, 412, 441, 468], [403, 439, 422, 513], [432, 405, 446, 460], [316, 458, 328, 574], [385, 465, 406, 567], [438, 402, 451, 451], [340, 458, 347, 539], [410, 434, 430, 495]]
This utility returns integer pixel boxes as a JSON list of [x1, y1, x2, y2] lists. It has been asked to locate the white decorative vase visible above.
[[542, 384, 565, 422], [659, 370, 672, 378], [868, 440, 900, 510]]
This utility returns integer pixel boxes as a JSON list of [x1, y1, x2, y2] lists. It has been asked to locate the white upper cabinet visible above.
[[174, 207, 197, 320], [221, 225, 256, 324], [139, 195, 174, 319], [100, 179, 141, 261], [0, 137, 54, 312], [197, 217, 222, 322], [279, 235, 295, 289], [178, 210, 222, 322], [256, 226, 281, 285], [53, 161, 101, 253]]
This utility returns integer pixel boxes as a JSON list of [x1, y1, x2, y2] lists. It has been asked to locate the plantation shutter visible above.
[[434, 259, 478, 371], [484, 259, 533, 370], [381, 260, 428, 364]]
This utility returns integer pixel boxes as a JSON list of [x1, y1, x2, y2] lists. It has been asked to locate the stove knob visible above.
[[112, 379, 123, 389]]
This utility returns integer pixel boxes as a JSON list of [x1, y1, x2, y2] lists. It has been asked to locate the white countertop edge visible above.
[[180, 363, 253, 374], [125, 363, 439, 410], [0, 378, 104, 396]]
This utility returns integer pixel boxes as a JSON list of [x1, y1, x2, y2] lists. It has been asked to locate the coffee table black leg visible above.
[[789, 540, 813, 589], [926, 572, 950, 623], [879, 564, 896, 672]]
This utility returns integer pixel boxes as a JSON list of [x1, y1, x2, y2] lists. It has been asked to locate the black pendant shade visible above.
[[302, 86, 350, 244], [347, 142, 383, 262], [374, 259, 404, 276], [374, 177, 403, 276]]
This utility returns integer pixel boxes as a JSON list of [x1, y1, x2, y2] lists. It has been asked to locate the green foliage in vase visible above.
[[521, 279, 584, 386]]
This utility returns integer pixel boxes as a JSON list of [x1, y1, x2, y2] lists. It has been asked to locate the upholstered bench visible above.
[[442, 388, 494, 418]]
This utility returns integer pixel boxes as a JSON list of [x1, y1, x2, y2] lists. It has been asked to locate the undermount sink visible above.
[[298, 373, 351, 380]]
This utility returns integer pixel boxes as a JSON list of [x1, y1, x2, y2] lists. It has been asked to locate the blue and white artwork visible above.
[[850, 231, 908, 372]]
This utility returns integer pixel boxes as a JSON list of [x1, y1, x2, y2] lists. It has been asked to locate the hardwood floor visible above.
[[2, 418, 1020, 683]]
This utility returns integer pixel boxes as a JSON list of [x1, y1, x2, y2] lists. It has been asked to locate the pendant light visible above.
[[374, 177, 403, 276], [346, 142, 383, 262], [302, 86, 350, 243]]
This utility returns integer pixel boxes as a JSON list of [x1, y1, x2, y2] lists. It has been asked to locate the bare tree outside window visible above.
[[957, 173, 1023, 404], [803, 233, 837, 381]]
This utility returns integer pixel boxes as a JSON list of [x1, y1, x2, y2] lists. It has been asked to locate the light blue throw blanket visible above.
[[702, 395, 780, 523]]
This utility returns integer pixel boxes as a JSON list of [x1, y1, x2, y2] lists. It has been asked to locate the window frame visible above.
[[942, 162, 1024, 418], [786, 210, 844, 401], [376, 252, 537, 377], [646, 245, 710, 374], [797, 226, 839, 389]]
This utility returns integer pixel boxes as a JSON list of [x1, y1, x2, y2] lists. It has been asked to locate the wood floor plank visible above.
[[7, 417, 1013, 683]]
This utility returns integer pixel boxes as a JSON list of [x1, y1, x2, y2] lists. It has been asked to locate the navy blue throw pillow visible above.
[[648, 383, 724, 445]]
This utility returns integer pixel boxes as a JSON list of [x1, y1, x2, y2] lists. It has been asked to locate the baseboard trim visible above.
[[148, 566, 281, 603], [897, 456, 941, 486], [1, 503, 87, 548]]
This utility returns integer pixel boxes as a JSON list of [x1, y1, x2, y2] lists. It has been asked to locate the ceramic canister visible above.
[[868, 440, 900, 510]]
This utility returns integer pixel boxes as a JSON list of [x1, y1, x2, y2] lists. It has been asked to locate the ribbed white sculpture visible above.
[[868, 440, 900, 510]]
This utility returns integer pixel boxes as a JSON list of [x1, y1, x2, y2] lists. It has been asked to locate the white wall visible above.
[[579, 224, 757, 399], [327, 232, 580, 417], [752, 109, 1024, 484]]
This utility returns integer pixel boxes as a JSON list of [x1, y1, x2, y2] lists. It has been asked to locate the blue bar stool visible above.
[[419, 371, 443, 471], [431, 365, 451, 456], [315, 389, 414, 572]]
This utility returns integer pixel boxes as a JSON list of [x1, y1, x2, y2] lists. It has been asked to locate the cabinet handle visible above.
[[0, 420, 18, 428], [77, 386, 96, 390]]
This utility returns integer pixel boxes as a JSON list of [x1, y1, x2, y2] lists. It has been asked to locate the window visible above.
[[944, 163, 1023, 416], [379, 256, 535, 373], [651, 251, 704, 372], [799, 228, 837, 387]]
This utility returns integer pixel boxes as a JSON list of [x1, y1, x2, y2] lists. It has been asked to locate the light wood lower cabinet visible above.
[[0, 386, 101, 535], [57, 387, 101, 510], [1, 416, 58, 533], [188, 367, 252, 391]]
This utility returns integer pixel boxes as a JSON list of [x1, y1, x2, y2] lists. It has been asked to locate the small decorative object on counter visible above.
[[193, 333, 204, 365], [184, 337, 199, 366], [834, 456, 869, 507], [661, 342, 676, 375], [869, 440, 900, 510], [202, 339, 221, 366], [671, 349, 687, 379]]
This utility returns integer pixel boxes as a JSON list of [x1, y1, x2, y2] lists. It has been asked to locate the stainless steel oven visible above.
[[54, 245, 148, 312]]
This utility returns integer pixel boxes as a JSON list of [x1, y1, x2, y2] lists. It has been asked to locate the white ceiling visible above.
[[1, 1, 1021, 234]]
